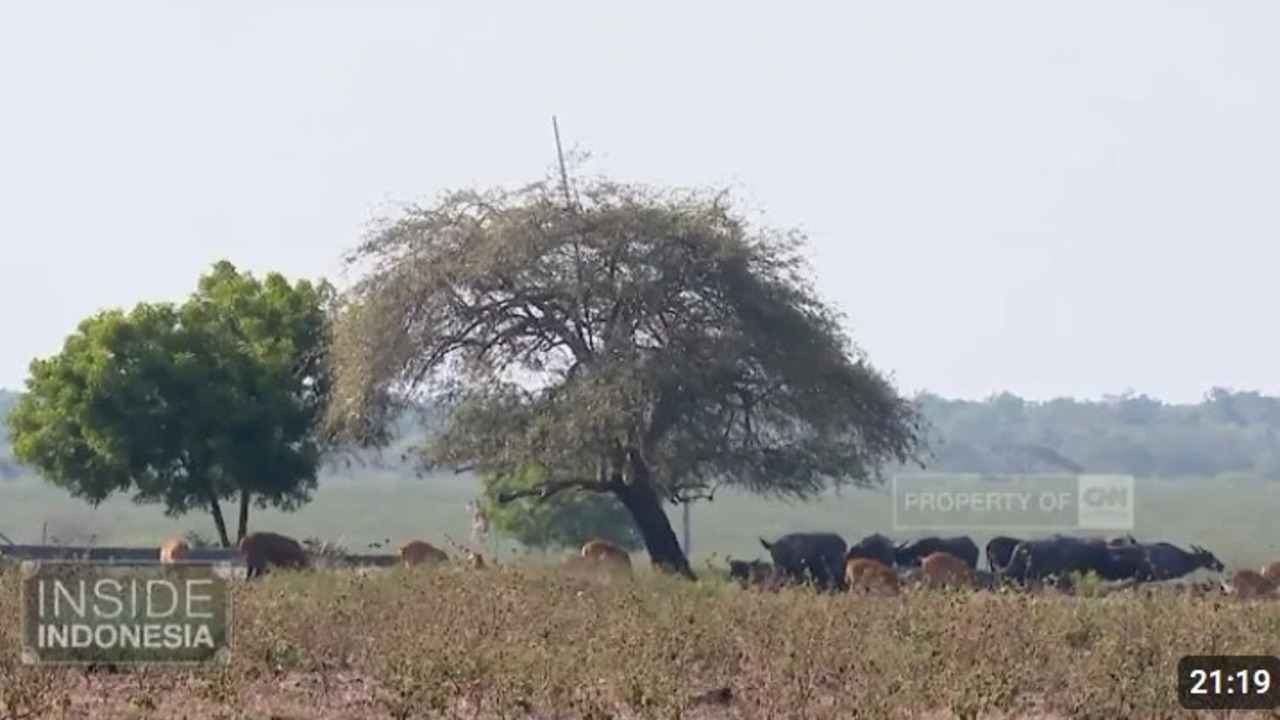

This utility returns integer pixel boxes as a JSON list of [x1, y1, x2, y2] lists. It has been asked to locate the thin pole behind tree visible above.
[[552, 115, 574, 209]]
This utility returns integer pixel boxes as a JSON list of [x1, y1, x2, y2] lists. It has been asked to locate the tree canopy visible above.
[[326, 172, 923, 578], [6, 261, 334, 546], [478, 465, 642, 552]]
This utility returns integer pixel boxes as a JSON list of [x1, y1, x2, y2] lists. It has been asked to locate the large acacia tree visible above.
[[326, 174, 923, 578]]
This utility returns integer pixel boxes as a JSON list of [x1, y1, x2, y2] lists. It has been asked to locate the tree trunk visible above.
[[614, 453, 696, 580], [208, 496, 231, 548], [237, 490, 251, 543]]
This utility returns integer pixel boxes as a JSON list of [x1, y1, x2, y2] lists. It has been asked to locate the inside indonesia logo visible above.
[[20, 561, 232, 665]]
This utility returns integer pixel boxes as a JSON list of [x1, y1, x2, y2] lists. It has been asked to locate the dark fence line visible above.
[[0, 544, 399, 567]]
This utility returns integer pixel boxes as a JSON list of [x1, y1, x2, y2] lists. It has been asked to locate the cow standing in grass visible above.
[[1140, 542, 1224, 581], [159, 537, 190, 564], [1259, 561, 1280, 584], [761, 532, 848, 591], [844, 557, 899, 595], [1003, 536, 1108, 584], [581, 539, 633, 573], [895, 536, 979, 569], [920, 551, 978, 590], [728, 559, 779, 589], [985, 536, 1023, 575], [844, 533, 897, 569], [1228, 569, 1276, 599], [400, 540, 449, 568], [239, 531, 309, 579]]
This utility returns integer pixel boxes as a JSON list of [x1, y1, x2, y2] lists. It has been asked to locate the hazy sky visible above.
[[2, 2, 1276, 403]]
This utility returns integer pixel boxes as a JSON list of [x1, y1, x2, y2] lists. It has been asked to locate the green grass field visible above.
[[3, 469, 1278, 571]]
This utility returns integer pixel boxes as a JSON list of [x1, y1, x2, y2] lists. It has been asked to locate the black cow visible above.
[[985, 536, 1023, 574], [844, 533, 897, 568], [1141, 542, 1224, 581], [1093, 543, 1152, 581], [894, 536, 980, 569], [759, 533, 848, 590], [1003, 536, 1112, 582]]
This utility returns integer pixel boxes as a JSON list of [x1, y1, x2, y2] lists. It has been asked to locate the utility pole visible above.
[[682, 503, 692, 556], [552, 115, 573, 208]]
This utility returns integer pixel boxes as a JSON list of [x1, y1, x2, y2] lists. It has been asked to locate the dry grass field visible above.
[[3, 562, 1280, 720]]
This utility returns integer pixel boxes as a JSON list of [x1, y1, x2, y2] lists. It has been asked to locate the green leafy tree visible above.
[[478, 465, 642, 552], [325, 170, 923, 578], [6, 261, 334, 547]]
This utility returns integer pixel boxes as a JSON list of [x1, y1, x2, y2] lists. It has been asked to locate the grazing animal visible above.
[[920, 551, 978, 589], [1003, 536, 1112, 583], [1107, 534, 1138, 546], [239, 531, 309, 579], [895, 536, 980, 569], [159, 537, 190, 564], [443, 533, 489, 569], [581, 538, 632, 568], [1228, 569, 1276, 599], [1259, 561, 1280, 584], [400, 540, 450, 568], [562, 553, 632, 581], [985, 536, 1023, 574], [761, 532, 848, 590], [1141, 542, 1224, 581], [1094, 543, 1153, 581], [845, 533, 897, 569], [728, 558, 777, 587], [844, 557, 899, 595]]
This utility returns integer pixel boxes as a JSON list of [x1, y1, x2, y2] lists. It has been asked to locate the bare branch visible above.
[[495, 477, 619, 504]]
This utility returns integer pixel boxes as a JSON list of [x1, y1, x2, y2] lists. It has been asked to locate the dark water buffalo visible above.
[[985, 536, 1023, 573], [895, 536, 980, 569], [1093, 543, 1152, 581], [1005, 535, 1164, 583], [1003, 536, 1111, 582], [1141, 542, 1224, 581], [759, 533, 848, 590], [845, 533, 897, 568]]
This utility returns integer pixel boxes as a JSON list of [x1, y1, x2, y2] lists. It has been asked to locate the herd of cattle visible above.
[[738, 531, 1280, 599], [149, 529, 1280, 600]]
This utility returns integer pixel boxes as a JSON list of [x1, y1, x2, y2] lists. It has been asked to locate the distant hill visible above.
[[3, 387, 1280, 481]]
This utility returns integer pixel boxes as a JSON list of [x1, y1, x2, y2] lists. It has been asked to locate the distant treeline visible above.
[[914, 389, 1280, 479], [0, 390, 18, 479], [3, 387, 1280, 481]]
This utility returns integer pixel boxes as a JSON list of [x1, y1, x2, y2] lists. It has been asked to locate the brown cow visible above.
[[239, 531, 309, 579], [159, 537, 190, 564], [920, 551, 978, 590], [1259, 561, 1280, 584], [844, 557, 899, 595], [1229, 569, 1277, 600], [399, 540, 449, 568], [561, 553, 632, 582], [581, 539, 632, 571]]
